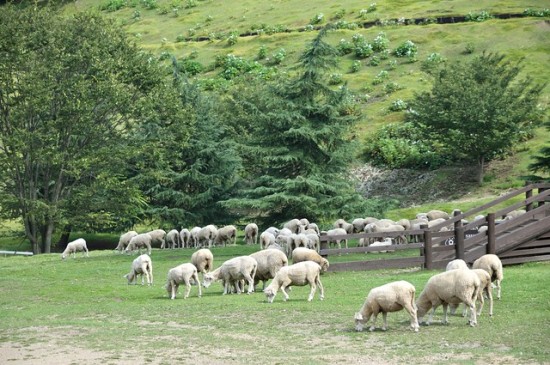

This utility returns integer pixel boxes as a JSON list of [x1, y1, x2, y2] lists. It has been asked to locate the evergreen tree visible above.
[[222, 26, 372, 227], [529, 120, 550, 177]]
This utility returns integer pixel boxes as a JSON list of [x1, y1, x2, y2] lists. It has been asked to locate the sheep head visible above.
[[354, 312, 365, 332], [264, 287, 276, 303]]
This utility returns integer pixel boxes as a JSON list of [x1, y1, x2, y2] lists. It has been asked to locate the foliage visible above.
[[529, 120, 550, 176], [393, 40, 418, 58], [465, 10, 493, 22], [0, 5, 176, 253], [407, 52, 546, 183]]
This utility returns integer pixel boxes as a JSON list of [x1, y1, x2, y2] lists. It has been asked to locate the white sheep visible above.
[[445, 259, 468, 271], [61, 238, 89, 260], [202, 256, 258, 295], [367, 237, 394, 253], [189, 226, 201, 248], [291, 247, 329, 273], [366, 223, 407, 245], [124, 254, 153, 285], [215, 225, 237, 247], [115, 230, 138, 253], [323, 228, 348, 250], [244, 223, 259, 245], [333, 218, 353, 234], [191, 248, 214, 274], [198, 225, 218, 248], [180, 228, 191, 248], [351, 218, 368, 233], [354, 280, 419, 332], [166, 263, 201, 299], [249, 249, 289, 290], [125, 233, 152, 255], [427, 209, 450, 221], [451, 269, 493, 317], [163, 229, 180, 249], [306, 222, 320, 235], [147, 229, 166, 248], [504, 209, 526, 220], [416, 269, 481, 327], [305, 233, 320, 252], [283, 218, 304, 234], [260, 231, 276, 250], [472, 254, 503, 300], [264, 227, 280, 237], [263, 261, 324, 303]]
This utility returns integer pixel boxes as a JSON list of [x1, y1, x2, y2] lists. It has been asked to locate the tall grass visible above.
[[0, 248, 548, 363]]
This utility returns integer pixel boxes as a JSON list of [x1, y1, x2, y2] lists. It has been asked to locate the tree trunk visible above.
[[57, 225, 72, 251], [477, 155, 485, 185]]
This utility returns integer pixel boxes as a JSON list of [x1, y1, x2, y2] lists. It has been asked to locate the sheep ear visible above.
[[354, 312, 363, 321]]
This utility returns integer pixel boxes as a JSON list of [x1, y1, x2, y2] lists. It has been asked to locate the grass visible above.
[[1, 247, 548, 363]]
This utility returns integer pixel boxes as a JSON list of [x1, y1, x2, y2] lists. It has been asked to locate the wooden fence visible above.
[[319, 182, 550, 272]]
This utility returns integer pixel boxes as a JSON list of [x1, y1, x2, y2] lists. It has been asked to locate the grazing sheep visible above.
[[61, 238, 89, 260], [427, 210, 450, 221], [147, 229, 166, 248], [323, 228, 348, 250], [354, 280, 419, 332], [244, 223, 259, 245], [365, 223, 407, 245], [416, 269, 481, 327], [124, 254, 153, 285], [202, 256, 258, 295], [198, 225, 218, 248], [250, 249, 289, 290], [446, 259, 468, 271], [451, 269, 493, 317], [215, 225, 238, 247], [191, 248, 214, 274], [189, 226, 201, 248], [472, 254, 503, 300], [166, 263, 201, 299], [180, 228, 191, 248], [263, 261, 324, 303], [125, 233, 152, 255], [260, 231, 276, 250], [163, 229, 180, 249], [291, 247, 329, 273], [333, 219, 353, 234], [115, 231, 138, 253], [284, 219, 304, 234]]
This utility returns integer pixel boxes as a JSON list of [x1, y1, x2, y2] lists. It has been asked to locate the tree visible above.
[[407, 52, 545, 184], [222, 26, 373, 227], [529, 120, 550, 177], [0, 6, 176, 253]]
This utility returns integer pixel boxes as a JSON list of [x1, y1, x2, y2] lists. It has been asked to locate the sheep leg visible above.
[[183, 278, 191, 299], [427, 305, 437, 325], [315, 276, 325, 300], [381, 312, 388, 331], [170, 281, 177, 299], [280, 285, 290, 301], [243, 274, 254, 294], [403, 302, 419, 332], [369, 310, 379, 331], [442, 304, 449, 324], [193, 273, 202, 297], [477, 288, 485, 316], [307, 282, 317, 302], [495, 280, 501, 300], [486, 285, 493, 316]]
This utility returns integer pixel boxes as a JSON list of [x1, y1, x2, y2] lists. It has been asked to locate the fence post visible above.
[[455, 226, 465, 260], [487, 213, 496, 254], [320, 238, 328, 258], [525, 184, 533, 212], [423, 229, 433, 270]]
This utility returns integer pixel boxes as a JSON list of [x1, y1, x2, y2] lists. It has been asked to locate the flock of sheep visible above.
[[60, 210, 510, 332]]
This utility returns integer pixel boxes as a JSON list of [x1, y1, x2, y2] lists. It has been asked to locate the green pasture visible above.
[[0, 247, 548, 364]]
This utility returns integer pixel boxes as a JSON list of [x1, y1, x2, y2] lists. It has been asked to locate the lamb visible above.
[[260, 231, 276, 250], [115, 231, 138, 253], [202, 256, 258, 295], [124, 254, 153, 285], [472, 254, 503, 300], [215, 225, 237, 247], [61, 238, 89, 260], [147, 229, 166, 248], [244, 223, 259, 245], [354, 280, 419, 332], [416, 269, 481, 327], [163, 229, 180, 249], [291, 247, 329, 273], [250, 249, 289, 290], [198, 224, 218, 248], [166, 263, 201, 299], [180, 228, 191, 248], [263, 261, 324, 303], [323, 228, 348, 250], [191, 248, 214, 274], [125, 233, 152, 255]]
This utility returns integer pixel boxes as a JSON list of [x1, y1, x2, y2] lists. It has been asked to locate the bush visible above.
[[465, 10, 492, 22], [393, 40, 417, 58]]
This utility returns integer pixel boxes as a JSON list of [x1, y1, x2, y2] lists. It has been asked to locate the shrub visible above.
[[310, 13, 324, 25], [393, 40, 418, 58], [337, 39, 354, 55], [328, 73, 343, 85], [100, 0, 126, 12], [271, 48, 286, 65], [372, 32, 389, 52], [389, 99, 408, 112], [257, 45, 267, 60], [523, 8, 550, 17], [465, 10, 492, 22], [350, 60, 362, 73], [354, 42, 373, 58]]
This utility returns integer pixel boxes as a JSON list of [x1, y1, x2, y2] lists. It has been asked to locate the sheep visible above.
[[202, 256, 258, 295], [446, 259, 468, 271], [189, 226, 201, 248], [504, 209, 526, 221], [163, 229, 180, 249], [416, 269, 481, 327], [260, 231, 276, 250], [147, 229, 166, 248], [306, 222, 320, 235], [215, 225, 238, 247], [284, 218, 303, 234], [263, 261, 324, 303], [451, 269, 493, 317], [244, 223, 259, 245], [333, 218, 353, 234], [198, 225, 218, 248], [61, 238, 89, 260], [299, 218, 310, 227], [305, 233, 320, 252], [351, 218, 368, 233], [323, 228, 348, 250], [367, 237, 394, 253], [354, 280, 419, 332], [124, 254, 153, 285], [290, 233, 309, 252], [472, 254, 503, 300], [125, 233, 152, 255], [250, 249, 289, 290], [115, 231, 138, 253], [365, 223, 407, 245], [291, 247, 329, 273], [180, 228, 191, 248], [264, 227, 280, 237], [191, 248, 214, 274], [166, 263, 201, 299], [427, 209, 450, 221]]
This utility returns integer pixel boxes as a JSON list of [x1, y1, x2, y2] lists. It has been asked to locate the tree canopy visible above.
[[407, 52, 545, 184]]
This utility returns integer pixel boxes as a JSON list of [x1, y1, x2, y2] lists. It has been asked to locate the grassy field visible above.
[[0, 247, 548, 364]]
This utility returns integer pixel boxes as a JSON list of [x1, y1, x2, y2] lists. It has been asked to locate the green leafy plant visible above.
[[393, 40, 418, 58]]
